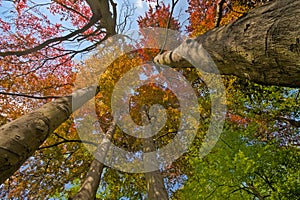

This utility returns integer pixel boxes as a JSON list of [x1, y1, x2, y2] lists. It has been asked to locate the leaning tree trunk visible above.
[[154, 0, 300, 88], [69, 159, 104, 200], [69, 123, 116, 200], [0, 86, 97, 184]]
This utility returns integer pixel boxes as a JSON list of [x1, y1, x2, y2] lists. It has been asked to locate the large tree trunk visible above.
[[0, 86, 97, 184], [140, 106, 169, 200], [154, 0, 300, 88], [144, 148, 169, 200], [70, 123, 116, 200]]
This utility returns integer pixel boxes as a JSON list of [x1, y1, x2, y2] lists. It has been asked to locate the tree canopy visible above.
[[0, 0, 299, 199]]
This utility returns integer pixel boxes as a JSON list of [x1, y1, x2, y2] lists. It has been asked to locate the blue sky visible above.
[[116, 0, 189, 31]]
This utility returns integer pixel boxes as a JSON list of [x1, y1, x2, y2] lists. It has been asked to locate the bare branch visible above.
[[117, 0, 136, 33], [159, 0, 180, 54], [278, 117, 300, 128], [0, 91, 64, 99], [38, 139, 97, 150]]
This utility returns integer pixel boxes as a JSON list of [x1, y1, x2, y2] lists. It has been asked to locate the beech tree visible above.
[[0, 0, 299, 198], [154, 0, 300, 88]]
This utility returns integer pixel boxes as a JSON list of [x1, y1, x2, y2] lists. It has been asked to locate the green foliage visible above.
[[174, 124, 300, 199], [97, 168, 147, 200]]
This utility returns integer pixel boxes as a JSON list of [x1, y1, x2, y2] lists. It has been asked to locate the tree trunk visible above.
[[140, 106, 168, 200], [69, 123, 116, 200], [154, 0, 300, 88], [0, 86, 97, 184], [144, 149, 169, 200], [69, 159, 104, 200]]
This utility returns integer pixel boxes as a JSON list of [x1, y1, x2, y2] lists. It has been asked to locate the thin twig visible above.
[[0, 91, 65, 99], [159, 0, 180, 54]]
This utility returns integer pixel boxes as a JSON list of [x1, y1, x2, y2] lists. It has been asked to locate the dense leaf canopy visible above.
[[0, 0, 299, 199]]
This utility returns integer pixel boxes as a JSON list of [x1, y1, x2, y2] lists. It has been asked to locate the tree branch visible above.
[[0, 15, 100, 57], [38, 139, 97, 150], [278, 116, 300, 127], [159, 0, 179, 54], [0, 91, 64, 99], [0, 0, 117, 57], [214, 0, 226, 28]]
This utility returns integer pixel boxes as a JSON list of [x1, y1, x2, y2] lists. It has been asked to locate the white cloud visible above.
[[133, 0, 149, 16], [131, 0, 158, 15], [135, 0, 144, 9]]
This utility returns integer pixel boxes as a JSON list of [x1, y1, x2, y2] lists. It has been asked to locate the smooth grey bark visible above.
[[0, 86, 97, 184], [154, 0, 300, 88], [144, 154, 168, 200], [140, 106, 168, 200], [69, 123, 116, 200]]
